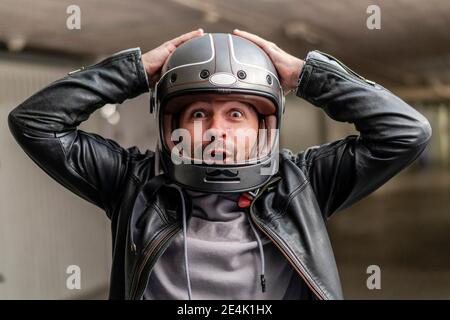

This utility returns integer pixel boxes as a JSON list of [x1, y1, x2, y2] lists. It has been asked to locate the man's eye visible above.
[[230, 110, 243, 118], [192, 111, 206, 118]]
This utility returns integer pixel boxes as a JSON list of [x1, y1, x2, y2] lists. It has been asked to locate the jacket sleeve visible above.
[[293, 50, 432, 221], [7, 47, 151, 218]]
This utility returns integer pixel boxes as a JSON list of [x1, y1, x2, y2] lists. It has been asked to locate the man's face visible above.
[[177, 99, 260, 164]]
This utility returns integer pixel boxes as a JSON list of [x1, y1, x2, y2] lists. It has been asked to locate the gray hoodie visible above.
[[143, 189, 306, 300]]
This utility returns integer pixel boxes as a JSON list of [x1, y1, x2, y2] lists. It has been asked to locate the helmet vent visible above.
[[237, 70, 247, 80], [200, 69, 210, 79]]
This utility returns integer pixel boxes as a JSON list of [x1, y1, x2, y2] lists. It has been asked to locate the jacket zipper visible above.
[[129, 178, 329, 300], [129, 223, 180, 299], [248, 177, 328, 300]]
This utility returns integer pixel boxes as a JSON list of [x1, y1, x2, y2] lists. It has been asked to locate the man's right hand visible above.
[[232, 29, 304, 95], [141, 29, 204, 87]]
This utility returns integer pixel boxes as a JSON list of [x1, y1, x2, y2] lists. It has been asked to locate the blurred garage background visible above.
[[0, 0, 449, 299]]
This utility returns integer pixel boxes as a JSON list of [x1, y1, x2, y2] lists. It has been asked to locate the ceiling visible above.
[[1, 0, 449, 100]]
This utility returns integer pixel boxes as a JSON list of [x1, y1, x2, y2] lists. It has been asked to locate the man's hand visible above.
[[232, 29, 304, 95], [142, 29, 204, 87]]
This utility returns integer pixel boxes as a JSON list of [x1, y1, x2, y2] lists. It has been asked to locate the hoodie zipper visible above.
[[248, 177, 328, 300], [129, 223, 181, 299]]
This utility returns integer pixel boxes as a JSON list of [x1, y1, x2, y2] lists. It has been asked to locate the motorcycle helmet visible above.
[[150, 33, 285, 193]]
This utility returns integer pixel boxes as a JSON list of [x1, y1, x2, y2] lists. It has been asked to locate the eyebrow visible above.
[[182, 100, 256, 117]]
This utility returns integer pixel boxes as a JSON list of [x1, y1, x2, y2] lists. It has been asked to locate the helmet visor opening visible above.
[[161, 93, 279, 166]]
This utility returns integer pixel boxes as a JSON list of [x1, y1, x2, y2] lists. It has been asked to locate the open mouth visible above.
[[209, 149, 230, 160], [205, 148, 235, 163]]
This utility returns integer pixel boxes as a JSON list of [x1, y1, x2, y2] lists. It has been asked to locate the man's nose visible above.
[[207, 115, 228, 139]]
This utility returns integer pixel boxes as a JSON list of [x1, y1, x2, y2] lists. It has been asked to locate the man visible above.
[[8, 29, 432, 300]]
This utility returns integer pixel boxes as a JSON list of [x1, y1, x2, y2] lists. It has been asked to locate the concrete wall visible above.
[[0, 56, 111, 299]]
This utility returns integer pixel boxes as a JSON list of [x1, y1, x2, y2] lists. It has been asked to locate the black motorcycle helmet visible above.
[[150, 33, 285, 193]]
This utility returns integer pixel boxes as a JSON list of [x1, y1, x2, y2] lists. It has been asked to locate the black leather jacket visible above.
[[8, 47, 432, 300]]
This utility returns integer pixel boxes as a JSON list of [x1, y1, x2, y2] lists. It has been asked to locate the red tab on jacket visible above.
[[238, 192, 253, 208]]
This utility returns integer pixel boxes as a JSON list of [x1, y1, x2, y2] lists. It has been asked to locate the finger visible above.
[[232, 29, 271, 49], [169, 29, 204, 47]]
